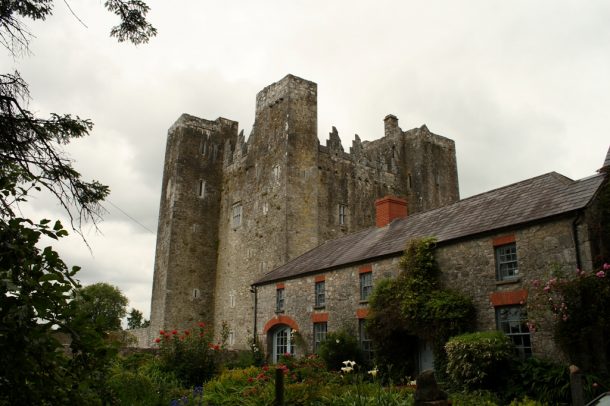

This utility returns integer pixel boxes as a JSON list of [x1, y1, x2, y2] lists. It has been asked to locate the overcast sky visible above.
[[5, 0, 609, 321]]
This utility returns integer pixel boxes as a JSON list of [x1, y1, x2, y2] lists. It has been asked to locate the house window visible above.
[[313, 322, 327, 353], [232, 202, 242, 228], [496, 243, 518, 280], [198, 180, 206, 198], [315, 281, 325, 307], [229, 330, 235, 346], [359, 319, 373, 363], [496, 306, 532, 358], [276, 288, 285, 312], [339, 204, 347, 225], [360, 272, 373, 301]]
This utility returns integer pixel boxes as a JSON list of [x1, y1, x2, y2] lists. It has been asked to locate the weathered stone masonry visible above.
[[149, 74, 460, 347]]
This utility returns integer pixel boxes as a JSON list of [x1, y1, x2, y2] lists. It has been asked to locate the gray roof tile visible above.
[[254, 172, 606, 285]]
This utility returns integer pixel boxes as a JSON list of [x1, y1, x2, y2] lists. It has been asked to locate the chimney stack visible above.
[[375, 196, 408, 227]]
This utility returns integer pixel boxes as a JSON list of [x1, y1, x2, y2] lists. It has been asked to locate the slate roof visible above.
[[254, 171, 606, 286]]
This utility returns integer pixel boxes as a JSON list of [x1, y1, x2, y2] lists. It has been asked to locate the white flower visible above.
[[367, 367, 378, 377], [341, 366, 353, 373], [336, 339, 340, 344]]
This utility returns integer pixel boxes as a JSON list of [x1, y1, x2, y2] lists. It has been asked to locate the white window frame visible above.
[[496, 243, 519, 281], [276, 288, 285, 312], [315, 281, 325, 307], [360, 272, 373, 301]]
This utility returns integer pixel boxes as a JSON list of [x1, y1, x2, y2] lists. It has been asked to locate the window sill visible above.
[[275, 310, 285, 314], [313, 305, 325, 310], [496, 277, 521, 286], [359, 300, 369, 305]]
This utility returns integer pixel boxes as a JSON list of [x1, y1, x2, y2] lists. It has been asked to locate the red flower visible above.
[[159, 330, 165, 335], [262, 365, 269, 371], [154, 338, 161, 343], [198, 322, 206, 328], [213, 344, 220, 350], [247, 377, 254, 383], [171, 329, 178, 335], [184, 330, 190, 335]]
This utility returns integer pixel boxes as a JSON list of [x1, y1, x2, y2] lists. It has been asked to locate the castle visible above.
[[149, 74, 461, 348]]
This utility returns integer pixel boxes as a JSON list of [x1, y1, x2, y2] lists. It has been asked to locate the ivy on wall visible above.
[[367, 238, 475, 380]]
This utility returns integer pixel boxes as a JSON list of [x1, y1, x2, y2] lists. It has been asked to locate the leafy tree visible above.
[[73, 282, 129, 332], [127, 307, 150, 329]]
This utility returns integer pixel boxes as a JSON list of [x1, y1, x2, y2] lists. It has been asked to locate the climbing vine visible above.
[[367, 238, 475, 381]]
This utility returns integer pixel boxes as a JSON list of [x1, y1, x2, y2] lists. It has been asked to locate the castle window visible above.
[[192, 288, 200, 299], [360, 271, 373, 302], [313, 322, 327, 353], [276, 288, 285, 312], [229, 290, 236, 308], [198, 180, 206, 198], [359, 319, 373, 362], [496, 242, 518, 281], [272, 164, 281, 183], [232, 202, 242, 228], [229, 330, 235, 346], [339, 204, 347, 225], [496, 305, 532, 358], [315, 280, 325, 307]]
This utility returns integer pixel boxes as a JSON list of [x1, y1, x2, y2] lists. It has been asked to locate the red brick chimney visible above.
[[375, 196, 408, 227]]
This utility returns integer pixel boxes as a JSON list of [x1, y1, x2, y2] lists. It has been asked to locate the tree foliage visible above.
[[72, 282, 128, 332], [367, 238, 475, 379], [0, 1, 155, 403], [127, 307, 149, 329]]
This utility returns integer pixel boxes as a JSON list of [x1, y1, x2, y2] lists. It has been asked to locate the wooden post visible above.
[[570, 365, 584, 406], [274, 368, 284, 406]]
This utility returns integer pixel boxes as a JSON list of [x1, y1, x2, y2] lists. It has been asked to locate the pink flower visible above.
[[603, 263, 610, 271], [596, 271, 605, 278]]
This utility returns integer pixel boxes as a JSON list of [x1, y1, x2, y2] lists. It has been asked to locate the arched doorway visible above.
[[271, 325, 294, 363]]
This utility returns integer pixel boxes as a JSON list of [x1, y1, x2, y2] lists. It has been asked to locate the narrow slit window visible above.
[[198, 180, 206, 198]]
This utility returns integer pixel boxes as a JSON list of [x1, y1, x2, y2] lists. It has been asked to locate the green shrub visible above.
[[155, 322, 222, 386], [318, 329, 364, 371], [449, 390, 500, 405], [445, 331, 514, 389], [504, 357, 570, 404]]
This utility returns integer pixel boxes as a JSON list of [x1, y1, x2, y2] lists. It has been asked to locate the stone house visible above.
[[252, 155, 609, 368]]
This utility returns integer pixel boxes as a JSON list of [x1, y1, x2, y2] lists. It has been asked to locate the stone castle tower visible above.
[[149, 74, 460, 347]]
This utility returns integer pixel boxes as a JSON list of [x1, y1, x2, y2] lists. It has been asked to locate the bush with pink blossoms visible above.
[[528, 264, 610, 376]]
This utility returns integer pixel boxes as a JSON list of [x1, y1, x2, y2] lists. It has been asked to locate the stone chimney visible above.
[[384, 114, 400, 138], [375, 196, 408, 227]]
